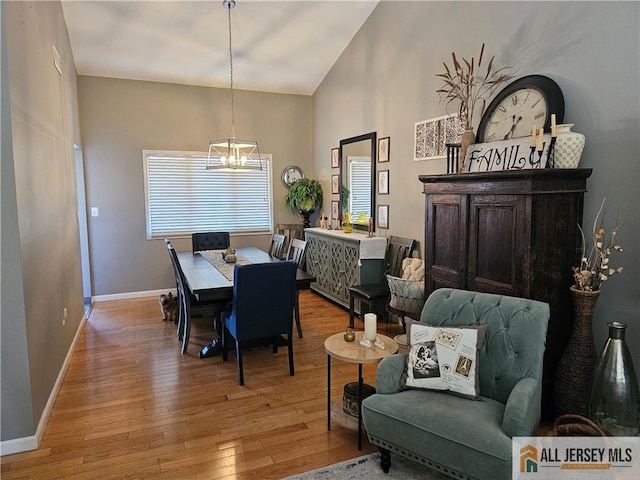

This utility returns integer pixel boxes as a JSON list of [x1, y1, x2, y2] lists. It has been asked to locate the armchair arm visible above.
[[375, 353, 408, 394], [501, 377, 540, 437]]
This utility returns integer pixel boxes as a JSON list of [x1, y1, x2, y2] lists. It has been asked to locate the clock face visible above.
[[480, 88, 548, 142], [281, 166, 304, 187], [476, 75, 565, 144]]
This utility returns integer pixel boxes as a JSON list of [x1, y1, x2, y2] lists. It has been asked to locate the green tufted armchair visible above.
[[362, 288, 550, 479]]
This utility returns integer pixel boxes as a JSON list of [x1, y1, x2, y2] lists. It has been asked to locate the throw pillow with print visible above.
[[401, 319, 487, 399]]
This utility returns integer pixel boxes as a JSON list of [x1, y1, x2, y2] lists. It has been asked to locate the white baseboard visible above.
[[1, 291, 174, 456], [0, 435, 38, 456], [0, 313, 88, 457], [93, 288, 176, 302]]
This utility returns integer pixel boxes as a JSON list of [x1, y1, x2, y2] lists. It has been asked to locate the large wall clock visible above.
[[476, 75, 564, 143]]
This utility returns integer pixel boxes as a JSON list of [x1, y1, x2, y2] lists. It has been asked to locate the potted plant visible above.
[[436, 43, 512, 164], [285, 178, 323, 228]]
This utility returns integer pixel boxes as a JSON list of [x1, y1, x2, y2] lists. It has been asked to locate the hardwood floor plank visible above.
[[2, 291, 397, 478]]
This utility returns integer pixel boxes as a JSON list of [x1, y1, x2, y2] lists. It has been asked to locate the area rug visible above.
[[282, 453, 449, 479]]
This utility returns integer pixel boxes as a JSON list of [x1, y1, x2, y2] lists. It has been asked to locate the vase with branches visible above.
[[436, 43, 512, 165], [555, 197, 625, 417]]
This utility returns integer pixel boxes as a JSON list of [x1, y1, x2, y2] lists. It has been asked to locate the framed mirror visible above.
[[339, 132, 377, 231]]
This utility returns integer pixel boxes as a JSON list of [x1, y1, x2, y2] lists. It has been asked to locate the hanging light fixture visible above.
[[206, 0, 262, 171]]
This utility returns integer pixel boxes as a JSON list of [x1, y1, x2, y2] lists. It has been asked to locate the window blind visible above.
[[143, 151, 273, 239], [349, 157, 372, 219]]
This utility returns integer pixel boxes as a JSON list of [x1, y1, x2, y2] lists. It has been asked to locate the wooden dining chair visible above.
[[286, 238, 307, 338], [286, 238, 307, 270], [348, 236, 415, 328], [221, 262, 298, 385], [192, 232, 230, 252], [269, 233, 286, 259], [277, 223, 304, 257], [165, 239, 228, 354]]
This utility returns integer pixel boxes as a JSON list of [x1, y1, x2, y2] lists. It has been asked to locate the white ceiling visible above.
[[61, 0, 379, 96]]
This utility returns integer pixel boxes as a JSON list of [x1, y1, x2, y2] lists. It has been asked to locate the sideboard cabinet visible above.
[[419, 168, 592, 417], [305, 228, 384, 309]]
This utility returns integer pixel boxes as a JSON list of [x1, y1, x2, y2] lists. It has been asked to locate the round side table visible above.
[[324, 332, 398, 450]]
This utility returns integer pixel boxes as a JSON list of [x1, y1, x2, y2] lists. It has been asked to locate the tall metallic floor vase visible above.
[[588, 322, 640, 436], [554, 286, 599, 417]]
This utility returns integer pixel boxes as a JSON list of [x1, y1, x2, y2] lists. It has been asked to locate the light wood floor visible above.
[[2, 291, 405, 479]]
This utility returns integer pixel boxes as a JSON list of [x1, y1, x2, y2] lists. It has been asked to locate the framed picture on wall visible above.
[[378, 136, 390, 163], [414, 114, 463, 161], [331, 174, 339, 194], [378, 170, 389, 195], [331, 200, 340, 220], [331, 148, 340, 168], [377, 204, 389, 229]]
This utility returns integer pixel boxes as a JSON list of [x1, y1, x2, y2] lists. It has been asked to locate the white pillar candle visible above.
[[530, 124, 537, 147], [551, 114, 557, 137], [364, 313, 377, 341], [537, 128, 544, 151]]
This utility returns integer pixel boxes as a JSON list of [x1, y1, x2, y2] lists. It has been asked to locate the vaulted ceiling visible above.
[[61, 0, 379, 95]]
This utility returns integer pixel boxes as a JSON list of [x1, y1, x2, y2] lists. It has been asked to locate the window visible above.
[[348, 156, 372, 219], [143, 150, 273, 239]]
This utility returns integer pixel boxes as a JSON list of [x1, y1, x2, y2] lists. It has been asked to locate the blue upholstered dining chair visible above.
[[221, 261, 298, 386], [192, 232, 230, 252], [362, 288, 550, 479], [165, 239, 228, 354]]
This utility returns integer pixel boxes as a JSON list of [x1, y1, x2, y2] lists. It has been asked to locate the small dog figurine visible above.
[[160, 292, 178, 322]]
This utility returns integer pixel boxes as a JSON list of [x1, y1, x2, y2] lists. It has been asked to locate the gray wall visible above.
[[78, 76, 313, 296], [313, 1, 640, 371], [2, 0, 84, 442], [1, 1, 35, 442]]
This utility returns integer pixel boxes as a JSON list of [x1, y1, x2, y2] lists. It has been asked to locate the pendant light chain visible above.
[[226, 1, 236, 139], [206, 0, 261, 171]]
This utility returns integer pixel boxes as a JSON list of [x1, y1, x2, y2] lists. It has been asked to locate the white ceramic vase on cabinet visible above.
[[553, 124, 585, 168]]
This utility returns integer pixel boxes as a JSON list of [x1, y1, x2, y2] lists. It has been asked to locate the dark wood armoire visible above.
[[419, 168, 592, 417]]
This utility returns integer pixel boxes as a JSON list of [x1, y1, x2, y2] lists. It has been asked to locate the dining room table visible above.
[[177, 246, 315, 357]]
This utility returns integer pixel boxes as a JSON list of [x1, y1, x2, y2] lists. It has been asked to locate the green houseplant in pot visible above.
[[285, 178, 323, 228]]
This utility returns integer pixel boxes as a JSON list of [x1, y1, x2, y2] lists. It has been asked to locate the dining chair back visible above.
[[348, 236, 415, 328], [192, 232, 230, 252], [277, 223, 305, 257], [165, 239, 227, 354], [221, 261, 298, 385], [269, 233, 286, 259], [286, 238, 308, 338], [286, 238, 307, 269]]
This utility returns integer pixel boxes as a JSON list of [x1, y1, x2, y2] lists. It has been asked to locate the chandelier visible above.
[[206, 0, 263, 171]]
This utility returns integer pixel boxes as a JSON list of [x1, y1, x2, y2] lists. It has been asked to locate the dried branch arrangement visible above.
[[436, 44, 513, 128]]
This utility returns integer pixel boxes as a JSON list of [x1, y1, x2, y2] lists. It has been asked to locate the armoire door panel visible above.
[[425, 194, 466, 292], [467, 195, 528, 296]]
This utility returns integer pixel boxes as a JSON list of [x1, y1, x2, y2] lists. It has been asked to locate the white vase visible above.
[[553, 124, 585, 168]]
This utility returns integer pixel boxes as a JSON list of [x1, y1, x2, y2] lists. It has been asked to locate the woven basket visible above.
[[546, 414, 609, 437], [386, 275, 425, 318]]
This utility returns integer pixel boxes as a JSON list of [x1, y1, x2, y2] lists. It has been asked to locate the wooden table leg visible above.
[[358, 363, 363, 450], [327, 354, 331, 431], [294, 291, 303, 338]]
